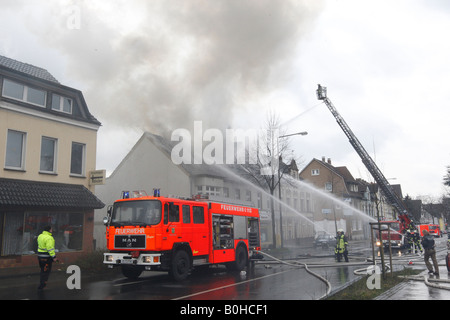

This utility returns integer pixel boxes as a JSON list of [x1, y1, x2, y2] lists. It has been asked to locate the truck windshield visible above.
[[111, 200, 162, 226]]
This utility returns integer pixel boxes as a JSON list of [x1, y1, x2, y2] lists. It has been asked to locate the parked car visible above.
[[314, 234, 336, 249]]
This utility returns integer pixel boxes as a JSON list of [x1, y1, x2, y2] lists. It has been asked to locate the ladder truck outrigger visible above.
[[316, 84, 415, 238]]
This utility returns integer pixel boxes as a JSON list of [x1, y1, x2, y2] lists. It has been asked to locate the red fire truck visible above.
[[376, 220, 406, 249], [103, 190, 262, 280], [418, 224, 442, 238]]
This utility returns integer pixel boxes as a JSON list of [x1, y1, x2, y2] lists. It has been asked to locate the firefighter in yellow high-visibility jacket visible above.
[[335, 229, 349, 262], [37, 226, 58, 290]]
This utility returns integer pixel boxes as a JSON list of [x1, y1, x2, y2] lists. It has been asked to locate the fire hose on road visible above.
[[256, 250, 332, 299], [256, 246, 450, 297], [255, 250, 377, 299]]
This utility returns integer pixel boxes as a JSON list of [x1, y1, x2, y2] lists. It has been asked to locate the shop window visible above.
[[21, 212, 84, 254]]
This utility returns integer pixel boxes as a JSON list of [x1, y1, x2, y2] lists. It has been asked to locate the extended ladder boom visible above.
[[316, 84, 413, 228]]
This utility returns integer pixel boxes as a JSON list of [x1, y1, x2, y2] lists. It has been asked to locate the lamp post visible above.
[[277, 131, 308, 248]]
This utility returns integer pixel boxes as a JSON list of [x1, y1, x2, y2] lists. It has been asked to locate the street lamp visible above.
[[277, 131, 308, 248], [279, 132, 308, 138]]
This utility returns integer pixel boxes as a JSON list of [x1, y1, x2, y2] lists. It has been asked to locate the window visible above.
[[246, 190, 252, 201], [40, 137, 57, 173], [325, 182, 332, 192], [182, 205, 191, 223], [311, 169, 320, 176], [23, 212, 84, 254], [235, 188, 241, 200], [5, 130, 26, 169], [193, 206, 204, 224], [168, 203, 179, 222], [2, 79, 46, 107], [2, 79, 23, 100], [0, 211, 85, 256], [257, 192, 262, 209], [70, 142, 85, 176], [52, 94, 72, 114], [205, 186, 220, 196]]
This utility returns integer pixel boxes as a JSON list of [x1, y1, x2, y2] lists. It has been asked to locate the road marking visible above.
[[172, 268, 296, 300]]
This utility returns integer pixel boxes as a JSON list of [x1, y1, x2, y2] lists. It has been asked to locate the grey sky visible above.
[[1, 0, 449, 198]]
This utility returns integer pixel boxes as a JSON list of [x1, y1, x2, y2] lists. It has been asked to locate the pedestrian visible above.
[[421, 229, 439, 275], [37, 226, 58, 290], [335, 229, 349, 262]]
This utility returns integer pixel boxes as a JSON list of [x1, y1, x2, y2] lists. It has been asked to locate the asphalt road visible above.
[[0, 250, 366, 301]]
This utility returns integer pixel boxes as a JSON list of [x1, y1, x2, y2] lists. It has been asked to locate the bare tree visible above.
[[240, 110, 299, 248]]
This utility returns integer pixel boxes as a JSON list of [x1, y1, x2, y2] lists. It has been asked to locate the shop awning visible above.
[[0, 178, 104, 210]]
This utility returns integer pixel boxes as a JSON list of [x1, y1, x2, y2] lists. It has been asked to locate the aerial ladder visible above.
[[316, 84, 414, 232]]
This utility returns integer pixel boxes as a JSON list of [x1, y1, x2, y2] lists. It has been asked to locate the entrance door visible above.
[[191, 205, 209, 256]]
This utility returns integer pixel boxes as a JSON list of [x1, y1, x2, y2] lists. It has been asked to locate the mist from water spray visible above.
[[284, 175, 378, 223], [213, 163, 378, 239]]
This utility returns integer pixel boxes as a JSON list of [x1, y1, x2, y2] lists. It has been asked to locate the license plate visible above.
[[120, 259, 134, 264]]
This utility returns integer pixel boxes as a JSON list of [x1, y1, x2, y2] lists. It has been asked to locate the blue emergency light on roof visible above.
[[153, 188, 160, 197], [122, 191, 130, 199]]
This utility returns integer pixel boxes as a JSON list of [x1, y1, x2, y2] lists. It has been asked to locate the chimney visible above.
[[327, 158, 331, 165], [322, 156, 326, 162]]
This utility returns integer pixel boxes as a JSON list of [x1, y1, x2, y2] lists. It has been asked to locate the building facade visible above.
[[0, 55, 104, 268], [94, 132, 315, 249], [299, 157, 375, 240]]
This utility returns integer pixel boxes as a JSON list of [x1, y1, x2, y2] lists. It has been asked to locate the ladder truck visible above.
[[316, 84, 415, 234]]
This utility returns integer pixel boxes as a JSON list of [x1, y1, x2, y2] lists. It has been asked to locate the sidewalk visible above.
[[375, 255, 450, 300]]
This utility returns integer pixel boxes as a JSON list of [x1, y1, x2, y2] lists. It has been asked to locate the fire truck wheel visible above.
[[227, 245, 248, 271], [170, 250, 191, 281], [121, 265, 142, 280]]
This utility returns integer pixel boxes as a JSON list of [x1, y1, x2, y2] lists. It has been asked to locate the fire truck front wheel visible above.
[[170, 249, 191, 281], [121, 265, 143, 280]]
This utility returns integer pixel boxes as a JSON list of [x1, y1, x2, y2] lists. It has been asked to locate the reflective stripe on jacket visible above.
[[37, 231, 56, 258]]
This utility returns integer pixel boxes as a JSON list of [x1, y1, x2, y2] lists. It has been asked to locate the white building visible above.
[[94, 132, 315, 249]]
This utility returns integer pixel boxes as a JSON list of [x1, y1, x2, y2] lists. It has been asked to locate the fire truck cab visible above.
[[103, 191, 262, 281], [376, 220, 406, 249]]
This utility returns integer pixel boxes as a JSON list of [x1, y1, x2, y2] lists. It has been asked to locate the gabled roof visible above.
[[0, 178, 104, 210], [0, 54, 101, 127], [0, 55, 59, 83]]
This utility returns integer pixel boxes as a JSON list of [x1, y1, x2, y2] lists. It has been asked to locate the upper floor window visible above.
[[51, 94, 72, 114], [40, 136, 57, 173], [5, 129, 26, 170], [2, 79, 46, 107], [70, 142, 86, 176], [311, 169, 320, 176]]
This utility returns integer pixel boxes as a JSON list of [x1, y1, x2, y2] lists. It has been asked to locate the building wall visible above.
[[94, 133, 316, 250], [0, 104, 98, 190], [0, 57, 101, 268], [94, 135, 191, 248]]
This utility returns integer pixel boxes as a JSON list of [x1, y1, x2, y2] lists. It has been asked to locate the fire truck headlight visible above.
[[143, 256, 152, 263], [105, 255, 114, 262], [376, 241, 381, 247]]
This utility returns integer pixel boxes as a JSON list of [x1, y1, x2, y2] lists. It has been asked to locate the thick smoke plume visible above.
[[15, 0, 324, 136]]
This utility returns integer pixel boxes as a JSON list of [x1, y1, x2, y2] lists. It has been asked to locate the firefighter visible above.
[[37, 226, 58, 290], [413, 229, 423, 254], [406, 229, 413, 253], [335, 229, 349, 262]]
